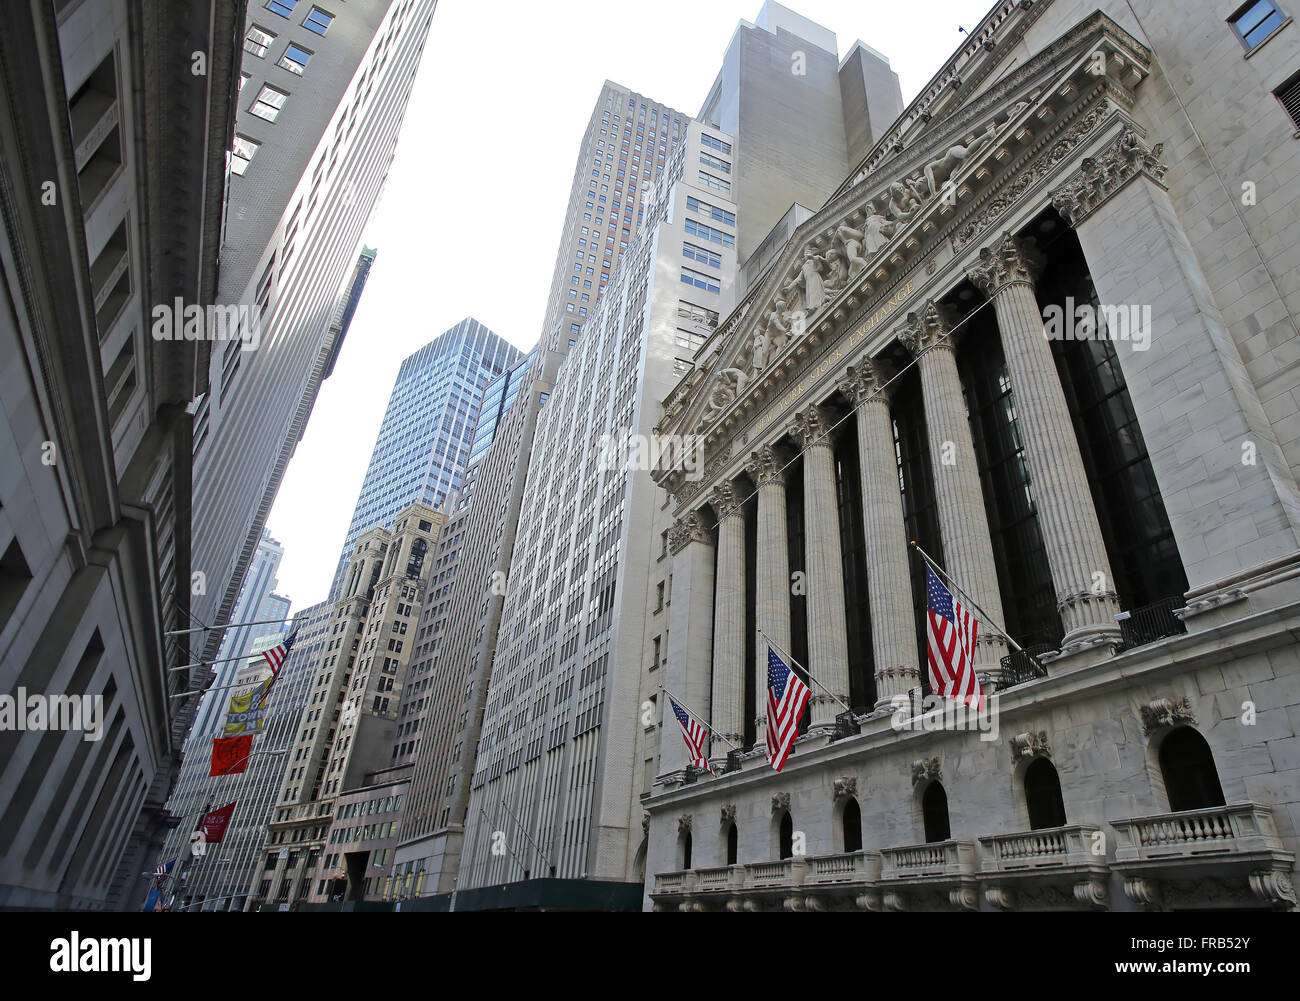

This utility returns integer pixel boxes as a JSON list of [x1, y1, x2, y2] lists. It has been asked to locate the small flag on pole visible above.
[[210, 733, 254, 776], [257, 629, 297, 707], [766, 645, 810, 772], [668, 695, 711, 773], [153, 859, 175, 891], [925, 564, 985, 712]]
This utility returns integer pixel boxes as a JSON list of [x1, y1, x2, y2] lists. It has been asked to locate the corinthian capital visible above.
[[838, 359, 889, 405], [745, 444, 788, 487], [667, 510, 711, 554], [897, 299, 955, 356], [967, 231, 1042, 295], [710, 481, 743, 521], [787, 405, 836, 450]]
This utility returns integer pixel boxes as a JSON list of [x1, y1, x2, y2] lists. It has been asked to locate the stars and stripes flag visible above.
[[256, 629, 297, 707], [668, 695, 711, 773], [766, 645, 810, 772], [153, 858, 175, 891], [925, 564, 985, 712]]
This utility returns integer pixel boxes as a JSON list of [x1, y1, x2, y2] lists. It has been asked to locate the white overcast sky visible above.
[[264, 0, 994, 613]]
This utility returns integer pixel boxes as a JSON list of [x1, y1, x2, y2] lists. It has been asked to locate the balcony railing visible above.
[[880, 839, 976, 880], [998, 644, 1051, 690], [979, 824, 1104, 873], [1111, 803, 1285, 862], [1115, 596, 1186, 652]]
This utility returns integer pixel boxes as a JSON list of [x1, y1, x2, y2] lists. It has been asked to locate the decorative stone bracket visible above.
[[1009, 730, 1051, 762], [1138, 696, 1195, 737], [911, 756, 942, 785]]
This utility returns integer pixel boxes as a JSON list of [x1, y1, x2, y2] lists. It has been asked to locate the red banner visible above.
[[210, 734, 254, 776], [199, 801, 236, 844]]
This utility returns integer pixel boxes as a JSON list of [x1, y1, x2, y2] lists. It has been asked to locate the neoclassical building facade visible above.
[[644, 1, 1300, 911]]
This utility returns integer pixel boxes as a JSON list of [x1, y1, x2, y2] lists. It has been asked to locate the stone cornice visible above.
[[667, 510, 711, 555]]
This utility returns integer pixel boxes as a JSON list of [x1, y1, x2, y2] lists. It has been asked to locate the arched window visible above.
[[726, 823, 738, 865], [1159, 728, 1226, 812], [681, 830, 693, 870], [922, 782, 950, 843], [842, 798, 862, 852], [778, 812, 793, 859], [1024, 758, 1067, 830]]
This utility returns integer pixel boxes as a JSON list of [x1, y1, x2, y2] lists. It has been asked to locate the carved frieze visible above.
[[1050, 125, 1168, 227], [1139, 696, 1195, 737]]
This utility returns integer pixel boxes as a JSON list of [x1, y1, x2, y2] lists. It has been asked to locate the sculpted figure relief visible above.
[[798, 247, 827, 313]]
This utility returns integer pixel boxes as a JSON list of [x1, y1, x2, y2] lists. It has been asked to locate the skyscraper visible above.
[[327, 319, 523, 602], [189, 0, 439, 675], [0, 0, 243, 909], [449, 119, 742, 908], [249, 502, 446, 909], [535, 84, 691, 353]]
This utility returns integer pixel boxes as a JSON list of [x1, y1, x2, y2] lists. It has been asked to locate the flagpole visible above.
[[909, 540, 1033, 661], [757, 628, 854, 716], [658, 686, 741, 748], [164, 616, 294, 637]]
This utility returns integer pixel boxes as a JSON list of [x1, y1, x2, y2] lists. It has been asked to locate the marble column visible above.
[[788, 406, 851, 727], [709, 482, 746, 769], [745, 445, 790, 755], [968, 232, 1121, 649], [839, 361, 920, 703], [900, 300, 1008, 672], [660, 510, 715, 779]]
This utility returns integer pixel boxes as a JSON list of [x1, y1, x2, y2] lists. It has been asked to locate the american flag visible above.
[[766, 646, 810, 772], [925, 564, 984, 712], [153, 858, 174, 890], [257, 629, 297, 707], [668, 695, 711, 773]]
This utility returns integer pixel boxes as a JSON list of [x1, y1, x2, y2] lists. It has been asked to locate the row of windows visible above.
[[686, 196, 735, 227], [264, 0, 334, 35], [700, 132, 731, 154], [680, 266, 720, 294], [684, 218, 735, 248], [682, 242, 721, 269]]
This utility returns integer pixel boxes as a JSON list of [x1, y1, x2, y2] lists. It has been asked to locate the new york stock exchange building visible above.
[[642, 1, 1300, 913]]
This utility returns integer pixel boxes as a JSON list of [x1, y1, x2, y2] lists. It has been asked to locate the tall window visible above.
[[726, 823, 738, 865], [1024, 758, 1067, 830], [785, 461, 811, 735], [778, 812, 794, 860], [842, 798, 862, 853], [1036, 225, 1187, 609], [959, 305, 1062, 648], [922, 782, 950, 843], [891, 366, 944, 695], [1159, 728, 1226, 812], [231, 135, 261, 176], [834, 424, 875, 709]]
